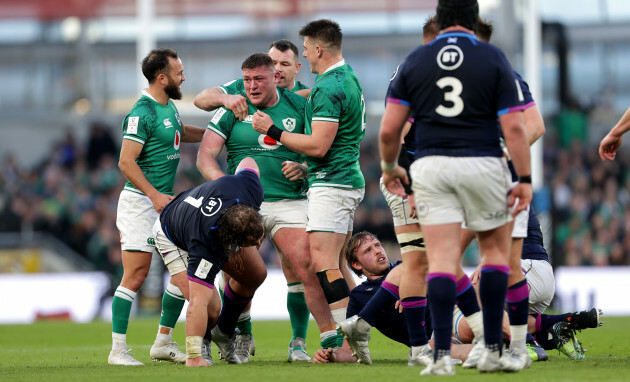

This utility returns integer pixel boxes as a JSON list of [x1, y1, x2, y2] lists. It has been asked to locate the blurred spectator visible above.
[[5, 114, 630, 279], [86, 122, 117, 170]]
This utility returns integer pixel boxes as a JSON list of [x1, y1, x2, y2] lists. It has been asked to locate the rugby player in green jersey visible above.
[[196, 53, 340, 362], [194, 41, 315, 360], [195, 40, 309, 121], [194, 40, 318, 361], [109, 48, 205, 366], [252, 19, 366, 333]]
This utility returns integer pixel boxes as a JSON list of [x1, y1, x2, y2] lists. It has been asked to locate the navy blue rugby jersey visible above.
[[388, 31, 527, 159], [160, 169, 264, 263], [347, 262, 432, 346], [521, 206, 549, 263]]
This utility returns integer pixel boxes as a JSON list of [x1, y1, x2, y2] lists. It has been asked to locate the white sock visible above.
[[331, 308, 347, 325], [112, 332, 126, 350], [156, 326, 173, 343], [510, 324, 528, 351], [465, 311, 484, 340]]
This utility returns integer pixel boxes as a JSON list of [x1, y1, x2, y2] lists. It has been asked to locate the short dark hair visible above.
[[344, 231, 379, 277], [476, 17, 493, 43], [299, 19, 342, 50], [423, 14, 439, 41], [241, 53, 275, 71], [269, 39, 299, 58], [141, 48, 178, 83], [436, 0, 479, 32], [217, 203, 264, 258]]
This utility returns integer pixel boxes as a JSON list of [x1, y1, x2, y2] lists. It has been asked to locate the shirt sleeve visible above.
[[386, 61, 411, 107], [311, 86, 342, 124], [514, 71, 536, 110], [122, 112, 153, 145], [207, 107, 235, 140], [494, 50, 524, 116], [219, 79, 245, 95]]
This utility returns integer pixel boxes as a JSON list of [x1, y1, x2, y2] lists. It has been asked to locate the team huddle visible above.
[[107, 0, 602, 375]]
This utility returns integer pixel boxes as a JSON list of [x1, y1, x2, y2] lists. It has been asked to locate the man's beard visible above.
[[164, 78, 182, 100]]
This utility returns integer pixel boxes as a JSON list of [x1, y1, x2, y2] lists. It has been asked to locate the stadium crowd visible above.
[[1, 119, 629, 277]]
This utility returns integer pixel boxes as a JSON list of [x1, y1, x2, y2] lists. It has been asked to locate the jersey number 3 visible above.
[[435, 77, 464, 117]]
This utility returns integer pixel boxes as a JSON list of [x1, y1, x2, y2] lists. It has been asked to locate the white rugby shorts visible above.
[[379, 177, 419, 226], [152, 218, 188, 276], [306, 187, 364, 234], [522, 259, 555, 314], [116, 189, 158, 253], [410, 156, 512, 232], [260, 199, 307, 238]]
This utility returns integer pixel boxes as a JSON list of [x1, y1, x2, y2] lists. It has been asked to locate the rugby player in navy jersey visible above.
[[379, 0, 532, 375], [323, 229, 601, 364], [152, 157, 265, 367]]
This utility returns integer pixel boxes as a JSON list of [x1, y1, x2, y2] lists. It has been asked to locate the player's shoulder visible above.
[[209, 105, 236, 126], [280, 87, 307, 111], [128, 97, 157, 123]]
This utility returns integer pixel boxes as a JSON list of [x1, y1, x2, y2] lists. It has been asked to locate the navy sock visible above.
[[455, 274, 481, 316], [217, 282, 252, 335], [401, 296, 428, 347], [360, 281, 399, 327], [526, 332, 535, 344], [427, 273, 456, 359], [479, 265, 509, 353], [506, 279, 529, 326], [536, 312, 570, 333]]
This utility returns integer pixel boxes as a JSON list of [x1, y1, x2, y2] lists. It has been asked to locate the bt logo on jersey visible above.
[[437, 45, 464, 71]]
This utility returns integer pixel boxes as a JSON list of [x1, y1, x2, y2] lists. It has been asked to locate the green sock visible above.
[[320, 333, 344, 349], [287, 282, 310, 341], [237, 312, 252, 335], [159, 283, 185, 329], [112, 286, 136, 334]]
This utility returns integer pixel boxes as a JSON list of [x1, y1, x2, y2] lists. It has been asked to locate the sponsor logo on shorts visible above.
[[416, 201, 429, 218], [147, 237, 155, 245], [483, 210, 508, 221]]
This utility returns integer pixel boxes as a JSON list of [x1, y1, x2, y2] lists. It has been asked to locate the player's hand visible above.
[[395, 299, 403, 313], [150, 192, 174, 213], [313, 348, 335, 363], [599, 133, 622, 161], [508, 183, 532, 218], [382, 165, 409, 197], [470, 264, 482, 285], [224, 94, 248, 121], [252, 111, 273, 135], [408, 193, 417, 219], [282, 161, 307, 181]]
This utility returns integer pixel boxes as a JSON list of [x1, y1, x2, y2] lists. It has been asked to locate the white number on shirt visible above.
[[435, 77, 464, 117]]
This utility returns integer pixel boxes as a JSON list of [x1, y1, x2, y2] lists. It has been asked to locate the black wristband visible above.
[[519, 175, 532, 184], [267, 124, 283, 141]]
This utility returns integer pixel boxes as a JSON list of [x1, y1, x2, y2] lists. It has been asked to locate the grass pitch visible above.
[[1, 316, 629, 381]]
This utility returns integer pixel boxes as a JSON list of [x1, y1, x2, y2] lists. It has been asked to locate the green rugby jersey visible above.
[[121, 91, 183, 196], [208, 88, 308, 201], [305, 61, 366, 189], [219, 78, 309, 94]]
